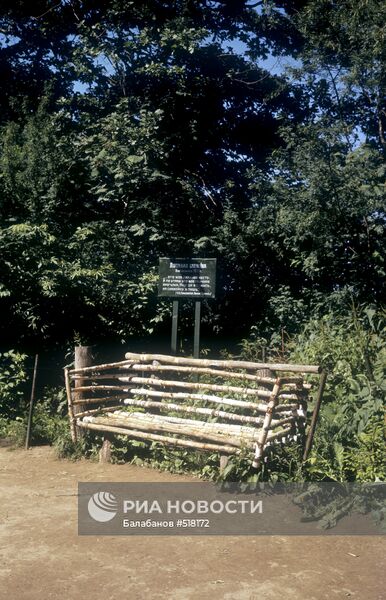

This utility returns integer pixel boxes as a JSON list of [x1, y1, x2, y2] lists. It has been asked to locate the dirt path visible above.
[[0, 445, 384, 600]]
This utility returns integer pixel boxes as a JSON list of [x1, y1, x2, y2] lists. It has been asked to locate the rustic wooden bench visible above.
[[64, 353, 327, 469]]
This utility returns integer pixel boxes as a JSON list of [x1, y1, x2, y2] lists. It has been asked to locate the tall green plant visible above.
[[289, 306, 385, 481], [0, 350, 28, 419]]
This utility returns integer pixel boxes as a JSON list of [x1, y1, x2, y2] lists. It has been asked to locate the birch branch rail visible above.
[[69, 366, 312, 390], [125, 364, 279, 384], [106, 411, 262, 437], [64, 351, 326, 470], [118, 376, 300, 400], [76, 421, 240, 454], [121, 397, 295, 426], [69, 367, 278, 384], [132, 389, 297, 412], [84, 416, 251, 448], [125, 387, 296, 412], [124, 352, 322, 374]]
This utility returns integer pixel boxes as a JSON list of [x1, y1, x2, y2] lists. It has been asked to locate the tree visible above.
[[0, 1, 384, 348], [0, 1, 305, 346], [293, 0, 386, 152]]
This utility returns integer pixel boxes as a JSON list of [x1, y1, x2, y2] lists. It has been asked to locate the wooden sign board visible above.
[[158, 258, 216, 299]]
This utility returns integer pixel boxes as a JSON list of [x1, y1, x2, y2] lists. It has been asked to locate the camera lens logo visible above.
[[88, 492, 118, 522]]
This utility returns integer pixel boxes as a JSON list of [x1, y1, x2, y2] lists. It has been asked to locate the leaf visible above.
[[126, 155, 144, 164]]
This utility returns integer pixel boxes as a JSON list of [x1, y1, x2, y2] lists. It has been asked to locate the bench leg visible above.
[[219, 454, 229, 473], [99, 436, 112, 463]]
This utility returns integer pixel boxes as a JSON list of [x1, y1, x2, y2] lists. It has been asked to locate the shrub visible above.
[[288, 306, 386, 481], [0, 350, 28, 419]]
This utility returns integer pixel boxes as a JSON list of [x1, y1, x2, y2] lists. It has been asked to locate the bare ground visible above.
[[0, 445, 384, 600]]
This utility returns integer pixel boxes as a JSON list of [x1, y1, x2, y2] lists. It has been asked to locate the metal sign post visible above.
[[158, 258, 216, 357], [193, 300, 201, 358], [171, 300, 179, 355]]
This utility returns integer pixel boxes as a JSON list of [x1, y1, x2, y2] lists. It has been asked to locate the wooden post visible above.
[[64, 367, 77, 443], [220, 455, 229, 473], [99, 435, 113, 463], [74, 346, 93, 439], [252, 378, 281, 469], [25, 354, 38, 450], [256, 362, 274, 393], [303, 370, 328, 461]]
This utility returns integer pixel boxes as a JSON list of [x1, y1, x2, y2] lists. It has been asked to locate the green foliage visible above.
[[346, 421, 386, 482], [0, 1, 307, 345], [54, 431, 96, 462], [29, 386, 68, 444], [0, 416, 26, 447], [266, 133, 386, 301], [288, 306, 386, 482], [0, 350, 28, 418], [216, 443, 305, 483], [238, 328, 269, 362], [0, 2, 385, 346], [0, 106, 170, 343], [237, 304, 385, 482], [295, 0, 386, 149], [102, 437, 306, 483]]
